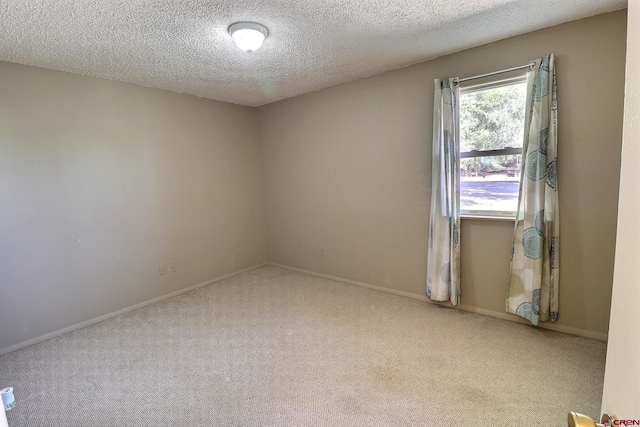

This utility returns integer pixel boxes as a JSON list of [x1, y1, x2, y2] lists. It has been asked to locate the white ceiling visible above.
[[0, 0, 627, 107]]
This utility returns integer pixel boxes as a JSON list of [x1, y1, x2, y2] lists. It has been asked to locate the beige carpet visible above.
[[0, 266, 606, 426]]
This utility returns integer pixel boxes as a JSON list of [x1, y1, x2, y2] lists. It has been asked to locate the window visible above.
[[459, 76, 527, 218]]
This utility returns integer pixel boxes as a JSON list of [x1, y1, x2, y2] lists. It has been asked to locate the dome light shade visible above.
[[228, 22, 268, 52]]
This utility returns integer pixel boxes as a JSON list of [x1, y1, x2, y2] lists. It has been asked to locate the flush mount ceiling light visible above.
[[228, 22, 269, 52]]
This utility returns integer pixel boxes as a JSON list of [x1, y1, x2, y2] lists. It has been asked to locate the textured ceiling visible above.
[[0, 0, 627, 107]]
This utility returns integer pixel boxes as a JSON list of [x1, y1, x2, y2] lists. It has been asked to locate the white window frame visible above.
[[459, 74, 528, 219]]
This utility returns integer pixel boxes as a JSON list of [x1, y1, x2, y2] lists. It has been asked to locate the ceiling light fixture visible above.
[[228, 22, 268, 53]]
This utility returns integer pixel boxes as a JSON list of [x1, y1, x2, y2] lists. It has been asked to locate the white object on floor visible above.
[[0, 387, 14, 427], [1, 388, 14, 412], [0, 402, 7, 427]]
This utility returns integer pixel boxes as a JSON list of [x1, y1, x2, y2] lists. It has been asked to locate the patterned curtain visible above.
[[506, 54, 559, 325], [427, 78, 461, 306]]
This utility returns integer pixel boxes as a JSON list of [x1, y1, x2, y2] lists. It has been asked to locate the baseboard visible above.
[[457, 305, 608, 341], [0, 263, 268, 356], [267, 262, 431, 303], [4, 261, 604, 356], [268, 262, 608, 342]]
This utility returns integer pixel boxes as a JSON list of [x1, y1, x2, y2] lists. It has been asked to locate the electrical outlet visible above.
[[320, 247, 325, 257], [170, 262, 176, 273], [159, 264, 167, 275]]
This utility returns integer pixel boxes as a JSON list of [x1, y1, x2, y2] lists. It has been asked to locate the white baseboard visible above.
[[267, 262, 431, 303], [268, 262, 608, 342], [4, 261, 604, 356], [0, 263, 268, 356], [458, 305, 608, 341]]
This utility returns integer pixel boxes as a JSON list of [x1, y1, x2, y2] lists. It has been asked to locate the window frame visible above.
[[458, 74, 528, 219]]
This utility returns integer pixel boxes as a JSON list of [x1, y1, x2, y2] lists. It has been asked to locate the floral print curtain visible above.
[[506, 54, 559, 325], [427, 77, 461, 306]]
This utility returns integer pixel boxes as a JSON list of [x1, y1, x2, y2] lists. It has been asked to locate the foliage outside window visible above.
[[459, 76, 527, 218]]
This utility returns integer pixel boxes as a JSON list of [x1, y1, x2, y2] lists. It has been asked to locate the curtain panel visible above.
[[427, 77, 461, 306], [506, 54, 559, 325]]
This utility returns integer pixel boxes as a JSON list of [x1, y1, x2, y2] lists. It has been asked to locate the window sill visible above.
[[461, 214, 516, 222]]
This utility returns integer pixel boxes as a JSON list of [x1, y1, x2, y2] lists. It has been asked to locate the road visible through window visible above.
[[460, 173, 519, 213]]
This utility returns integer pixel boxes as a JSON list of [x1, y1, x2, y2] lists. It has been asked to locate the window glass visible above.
[[459, 79, 527, 217]]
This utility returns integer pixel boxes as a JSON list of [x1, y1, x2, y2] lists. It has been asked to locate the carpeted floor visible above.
[[1, 266, 606, 426]]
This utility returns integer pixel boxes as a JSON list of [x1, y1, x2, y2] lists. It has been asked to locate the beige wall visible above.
[[258, 11, 627, 339], [602, 3, 640, 418], [0, 62, 265, 351], [0, 11, 626, 352]]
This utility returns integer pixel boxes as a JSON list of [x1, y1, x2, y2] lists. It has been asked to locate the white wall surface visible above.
[[601, 4, 640, 419]]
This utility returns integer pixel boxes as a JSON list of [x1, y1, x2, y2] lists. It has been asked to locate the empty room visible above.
[[1, 1, 639, 426]]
